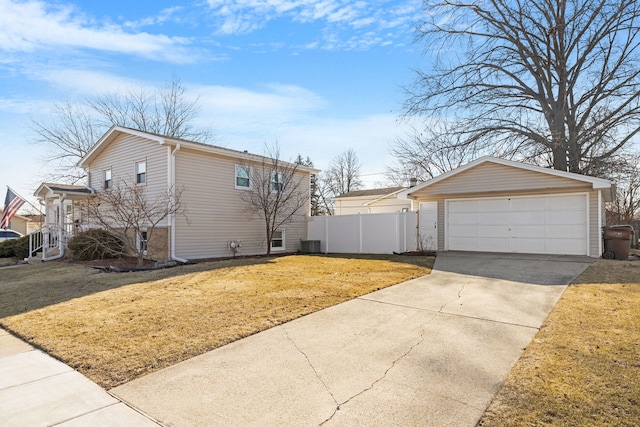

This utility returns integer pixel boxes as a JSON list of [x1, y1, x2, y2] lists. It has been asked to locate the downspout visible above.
[[41, 196, 50, 259], [168, 143, 188, 263]]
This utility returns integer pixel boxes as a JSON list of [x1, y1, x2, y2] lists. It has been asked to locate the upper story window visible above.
[[103, 169, 112, 189], [235, 165, 250, 189], [271, 171, 284, 192], [136, 161, 146, 184]]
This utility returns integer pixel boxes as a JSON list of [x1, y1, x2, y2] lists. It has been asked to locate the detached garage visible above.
[[400, 157, 614, 257]]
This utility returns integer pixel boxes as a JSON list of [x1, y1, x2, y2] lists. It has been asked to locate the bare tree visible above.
[[239, 145, 310, 255], [89, 76, 212, 142], [326, 149, 362, 196], [388, 119, 481, 184], [314, 172, 335, 215], [83, 181, 184, 267], [605, 153, 640, 224], [31, 102, 101, 183], [32, 76, 212, 183], [404, 0, 640, 175]]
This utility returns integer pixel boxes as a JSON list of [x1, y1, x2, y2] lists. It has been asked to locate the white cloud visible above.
[[0, 0, 197, 63], [184, 80, 408, 187], [29, 69, 143, 97], [206, 0, 419, 48], [123, 6, 185, 29], [195, 82, 326, 113]]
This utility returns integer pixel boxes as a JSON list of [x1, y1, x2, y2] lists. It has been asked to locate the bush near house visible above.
[[0, 236, 29, 259], [67, 229, 125, 261]]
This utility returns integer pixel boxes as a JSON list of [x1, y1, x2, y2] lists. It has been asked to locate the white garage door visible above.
[[446, 194, 588, 255]]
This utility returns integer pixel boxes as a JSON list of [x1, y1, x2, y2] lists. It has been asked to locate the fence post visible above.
[[395, 212, 400, 254], [324, 215, 329, 254], [358, 213, 363, 254]]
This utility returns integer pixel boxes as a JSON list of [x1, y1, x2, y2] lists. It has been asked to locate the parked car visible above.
[[0, 230, 23, 242]]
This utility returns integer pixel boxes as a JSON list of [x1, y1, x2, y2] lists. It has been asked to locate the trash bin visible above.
[[602, 226, 634, 260]]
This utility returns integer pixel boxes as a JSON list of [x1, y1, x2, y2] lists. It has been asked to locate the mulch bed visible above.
[[70, 257, 157, 270]]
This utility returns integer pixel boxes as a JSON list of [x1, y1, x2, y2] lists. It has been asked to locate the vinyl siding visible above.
[[174, 147, 310, 259], [85, 134, 170, 230], [367, 197, 412, 213], [589, 190, 600, 257], [413, 162, 589, 197], [334, 196, 370, 215], [406, 162, 604, 256], [334, 195, 411, 214], [413, 188, 602, 257]]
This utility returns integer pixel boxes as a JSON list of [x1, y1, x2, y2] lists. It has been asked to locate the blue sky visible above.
[[0, 0, 426, 206]]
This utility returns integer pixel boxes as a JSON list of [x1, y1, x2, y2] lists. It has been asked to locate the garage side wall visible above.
[[589, 190, 601, 257]]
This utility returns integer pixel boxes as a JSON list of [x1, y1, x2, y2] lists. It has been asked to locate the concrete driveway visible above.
[[111, 252, 593, 426]]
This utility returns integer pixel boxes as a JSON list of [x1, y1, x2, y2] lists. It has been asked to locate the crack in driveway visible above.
[[281, 326, 339, 409], [284, 283, 479, 426], [437, 280, 470, 313], [315, 310, 440, 426], [322, 313, 440, 425]]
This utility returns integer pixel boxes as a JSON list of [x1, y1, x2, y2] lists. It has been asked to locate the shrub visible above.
[[12, 236, 29, 259], [0, 236, 29, 259], [67, 229, 125, 261], [0, 239, 14, 258]]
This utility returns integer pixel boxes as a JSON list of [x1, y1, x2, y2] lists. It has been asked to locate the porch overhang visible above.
[[34, 183, 95, 201]]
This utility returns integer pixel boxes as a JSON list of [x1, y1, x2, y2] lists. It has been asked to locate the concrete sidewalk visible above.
[[0, 328, 160, 426], [111, 252, 594, 426]]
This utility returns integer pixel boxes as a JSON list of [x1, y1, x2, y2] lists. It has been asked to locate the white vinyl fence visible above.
[[307, 212, 418, 254]]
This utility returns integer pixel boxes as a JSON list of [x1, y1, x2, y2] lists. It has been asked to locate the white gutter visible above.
[[168, 143, 188, 263]]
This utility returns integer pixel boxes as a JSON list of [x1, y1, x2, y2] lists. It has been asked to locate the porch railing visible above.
[[29, 222, 81, 260], [29, 227, 44, 257]]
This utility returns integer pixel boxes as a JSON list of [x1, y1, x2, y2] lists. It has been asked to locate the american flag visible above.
[[0, 188, 26, 229]]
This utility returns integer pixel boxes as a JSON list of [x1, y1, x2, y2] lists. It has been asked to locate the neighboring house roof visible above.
[[398, 156, 614, 201], [335, 186, 405, 199], [34, 183, 95, 199], [0, 210, 30, 222], [78, 126, 320, 174]]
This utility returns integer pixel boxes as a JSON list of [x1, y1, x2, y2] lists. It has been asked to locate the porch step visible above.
[[28, 255, 42, 265], [43, 248, 61, 258]]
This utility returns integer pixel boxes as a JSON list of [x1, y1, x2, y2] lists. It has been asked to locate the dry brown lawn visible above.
[[0, 257, 18, 267], [0, 254, 433, 389], [478, 259, 640, 426]]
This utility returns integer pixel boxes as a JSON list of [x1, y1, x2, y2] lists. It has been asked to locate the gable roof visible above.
[[398, 156, 614, 199], [34, 183, 95, 199], [335, 186, 405, 199], [78, 126, 320, 173]]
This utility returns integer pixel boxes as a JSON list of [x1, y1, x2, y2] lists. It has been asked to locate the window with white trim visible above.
[[271, 230, 285, 251], [235, 165, 250, 189], [271, 171, 284, 192], [103, 169, 112, 189], [137, 230, 148, 256], [136, 161, 146, 184]]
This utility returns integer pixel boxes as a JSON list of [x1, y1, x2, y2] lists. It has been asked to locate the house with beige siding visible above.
[[399, 156, 614, 257], [333, 187, 413, 215], [32, 126, 317, 261], [0, 210, 30, 235]]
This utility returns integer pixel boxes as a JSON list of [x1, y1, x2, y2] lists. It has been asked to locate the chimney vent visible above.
[[409, 177, 418, 187]]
